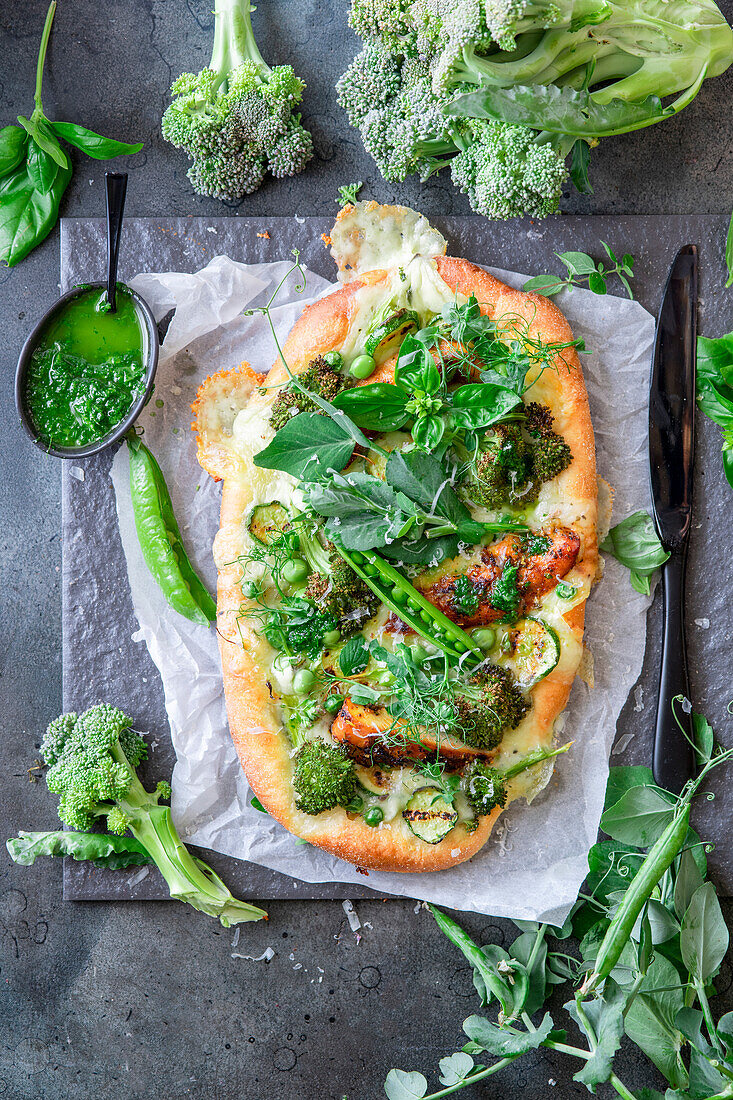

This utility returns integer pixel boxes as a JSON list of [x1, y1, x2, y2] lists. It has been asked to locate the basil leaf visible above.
[[0, 158, 72, 267], [17, 114, 68, 168], [0, 125, 28, 178], [380, 533, 460, 566], [331, 383, 410, 431], [253, 412, 354, 481], [338, 634, 369, 676], [521, 273, 566, 296], [600, 511, 669, 581], [697, 333, 733, 426], [450, 383, 522, 428], [680, 882, 729, 982], [26, 138, 58, 193], [411, 413, 444, 450], [569, 139, 593, 194], [6, 829, 152, 870], [50, 121, 143, 160], [384, 1069, 428, 1100], [307, 474, 419, 551], [394, 335, 440, 393], [726, 206, 733, 289], [446, 82, 668, 138], [347, 681, 382, 705], [600, 786, 676, 847]]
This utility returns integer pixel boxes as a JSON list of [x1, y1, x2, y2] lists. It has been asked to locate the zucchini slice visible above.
[[402, 787, 458, 844], [364, 309, 419, 363], [495, 617, 560, 688], [248, 501, 289, 545]]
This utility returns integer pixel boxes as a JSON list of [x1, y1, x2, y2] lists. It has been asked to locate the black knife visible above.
[[649, 245, 697, 793]]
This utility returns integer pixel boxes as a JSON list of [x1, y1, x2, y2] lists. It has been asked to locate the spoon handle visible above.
[[105, 171, 128, 313]]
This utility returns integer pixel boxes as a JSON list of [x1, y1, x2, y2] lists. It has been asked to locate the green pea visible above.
[[324, 693, 344, 714], [349, 353, 376, 379], [391, 586, 407, 604], [411, 644, 429, 665], [364, 806, 384, 827], [282, 558, 308, 585], [454, 641, 468, 653], [362, 563, 377, 575], [241, 581, 260, 599], [293, 669, 316, 694], [351, 551, 364, 564], [473, 628, 496, 650], [323, 350, 343, 368], [419, 609, 432, 623], [346, 795, 364, 812], [323, 629, 341, 647]]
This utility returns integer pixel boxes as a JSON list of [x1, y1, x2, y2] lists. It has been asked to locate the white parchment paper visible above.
[[111, 253, 654, 924]]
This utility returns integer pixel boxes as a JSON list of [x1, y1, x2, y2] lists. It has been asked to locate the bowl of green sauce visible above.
[[15, 282, 159, 458]]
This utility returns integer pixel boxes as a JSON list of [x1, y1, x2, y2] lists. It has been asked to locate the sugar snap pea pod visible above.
[[330, 541, 482, 667], [127, 435, 216, 626], [580, 802, 691, 996]]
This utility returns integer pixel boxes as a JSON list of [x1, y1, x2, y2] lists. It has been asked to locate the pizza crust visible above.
[[192, 228, 598, 874]]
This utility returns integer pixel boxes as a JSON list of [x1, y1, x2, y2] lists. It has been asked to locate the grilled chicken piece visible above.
[[416, 525, 580, 628], [331, 698, 485, 768]]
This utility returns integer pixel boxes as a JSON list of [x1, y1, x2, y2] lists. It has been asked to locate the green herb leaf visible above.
[[385, 450, 467, 529], [680, 882, 729, 982], [437, 1052, 475, 1087], [601, 786, 676, 847], [569, 139, 593, 195], [394, 335, 440, 394], [26, 137, 58, 193], [588, 270, 607, 295], [338, 634, 369, 676], [0, 157, 72, 267], [384, 1069, 428, 1100], [674, 847, 705, 921], [600, 511, 669, 585], [509, 929, 550, 1016], [725, 206, 733, 289], [6, 829, 152, 870], [521, 273, 566, 296], [0, 124, 28, 178], [50, 121, 143, 160], [557, 251, 598, 277], [447, 82, 668, 138], [17, 113, 68, 167], [450, 383, 522, 429], [463, 1012, 553, 1056], [624, 954, 688, 1091], [253, 412, 355, 481], [692, 711, 715, 767], [332, 383, 410, 431], [566, 981, 626, 1090], [604, 765, 656, 811]]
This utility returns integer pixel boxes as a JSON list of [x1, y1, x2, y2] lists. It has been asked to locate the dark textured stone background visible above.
[[3, 2, 733, 1098]]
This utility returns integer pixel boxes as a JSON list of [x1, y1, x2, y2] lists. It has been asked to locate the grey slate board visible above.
[[61, 213, 733, 903]]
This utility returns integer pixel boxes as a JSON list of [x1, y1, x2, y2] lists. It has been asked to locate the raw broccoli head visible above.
[[304, 547, 381, 637], [292, 739, 357, 815], [41, 705, 147, 833], [462, 758, 508, 816], [453, 665, 529, 750], [269, 357, 346, 432], [161, 0, 313, 200]]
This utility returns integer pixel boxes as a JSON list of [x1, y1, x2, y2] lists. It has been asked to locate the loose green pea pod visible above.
[[127, 434, 216, 626], [330, 542, 482, 667]]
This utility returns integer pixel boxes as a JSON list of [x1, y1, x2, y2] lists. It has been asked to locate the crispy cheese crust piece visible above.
[[192, 218, 597, 874]]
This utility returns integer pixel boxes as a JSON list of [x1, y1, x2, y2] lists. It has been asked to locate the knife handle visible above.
[[653, 546, 694, 793]]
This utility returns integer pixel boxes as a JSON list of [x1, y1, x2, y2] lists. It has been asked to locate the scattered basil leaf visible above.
[[557, 250, 598, 276], [347, 681, 382, 705], [50, 121, 143, 160], [25, 137, 58, 193], [725, 205, 733, 289], [250, 796, 268, 814], [449, 383, 522, 428], [253, 412, 355, 481], [338, 634, 369, 676], [520, 273, 566, 296], [17, 113, 68, 167], [0, 158, 72, 266], [600, 511, 669, 588], [0, 124, 28, 177], [332, 383, 410, 431]]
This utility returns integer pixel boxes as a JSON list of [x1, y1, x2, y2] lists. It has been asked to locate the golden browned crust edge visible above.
[[194, 255, 597, 873]]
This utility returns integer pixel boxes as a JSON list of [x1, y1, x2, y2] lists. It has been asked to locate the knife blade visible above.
[[648, 244, 697, 793]]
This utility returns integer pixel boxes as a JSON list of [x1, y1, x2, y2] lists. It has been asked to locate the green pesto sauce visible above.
[[25, 285, 147, 448]]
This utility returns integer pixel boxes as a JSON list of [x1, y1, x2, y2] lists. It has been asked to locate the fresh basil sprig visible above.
[[600, 511, 669, 594], [0, 2, 143, 267], [696, 331, 733, 488]]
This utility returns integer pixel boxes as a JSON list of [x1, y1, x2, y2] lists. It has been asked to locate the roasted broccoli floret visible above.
[[269, 356, 346, 432], [462, 758, 508, 816], [38, 705, 265, 925], [161, 0, 313, 200], [299, 528, 381, 636], [292, 738, 357, 815], [472, 423, 534, 508], [524, 401, 572, 482], [453, 665, 529, 750]]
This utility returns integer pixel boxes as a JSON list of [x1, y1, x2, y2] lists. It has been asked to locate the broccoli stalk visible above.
[[38, 706, 266, 926], [162, 0, 313, 199], [463, 740, 572, 816]]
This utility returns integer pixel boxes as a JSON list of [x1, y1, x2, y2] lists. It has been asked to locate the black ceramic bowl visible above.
[[15, 281, 159, 460]]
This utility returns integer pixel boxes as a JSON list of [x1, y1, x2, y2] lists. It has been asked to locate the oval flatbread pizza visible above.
[[192, 202, 598, 873]]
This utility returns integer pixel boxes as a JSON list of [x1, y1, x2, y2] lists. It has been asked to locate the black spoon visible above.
[[105, 171, 128, 313]]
